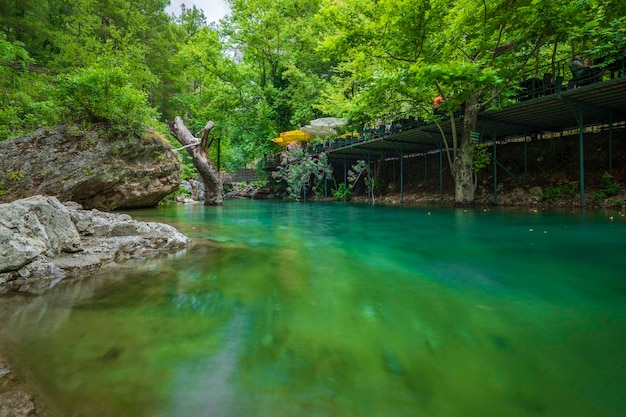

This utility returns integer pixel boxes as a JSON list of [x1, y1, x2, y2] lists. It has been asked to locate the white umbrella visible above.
[[310, 117, 347, 128], [300, 125, 337, 136]]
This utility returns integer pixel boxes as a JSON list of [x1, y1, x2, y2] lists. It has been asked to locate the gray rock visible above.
[[181, 178, 203, 201], [224, 185, 273, 200], [0, 196, 192, 294], [0, 391, 36, 417], [0, 125, 181, 210], [7, 195, 82, 254], [0, 196, 83, 274], [0, 356, 17, 390], [0, 225, 46, 273]]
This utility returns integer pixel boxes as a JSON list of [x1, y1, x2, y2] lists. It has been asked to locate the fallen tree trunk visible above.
[[168, 116, 223, 206]]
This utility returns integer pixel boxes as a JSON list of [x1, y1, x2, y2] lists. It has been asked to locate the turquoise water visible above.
[[2, 201, 626, 417]]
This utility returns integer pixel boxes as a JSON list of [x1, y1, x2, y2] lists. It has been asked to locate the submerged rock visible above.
[[0, 195, 192, 294], [0, 354, 39, 417], [0, 391, 36, 417]]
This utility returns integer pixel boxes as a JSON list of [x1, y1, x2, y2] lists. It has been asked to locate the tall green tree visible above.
[[0, 0, 178, 139], [316, 0, 626, 205], [168, 20, 245, 169], [0, 33, 55, 140], [218, 0, 332, 162]]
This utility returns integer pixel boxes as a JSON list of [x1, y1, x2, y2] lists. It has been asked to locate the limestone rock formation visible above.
[[0, 125, 181, 210], [0, 195, 192, 294]]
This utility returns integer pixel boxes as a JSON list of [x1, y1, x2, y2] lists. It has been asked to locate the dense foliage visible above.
[[2, 0, 625, 198], [272, 143, 332, 200]]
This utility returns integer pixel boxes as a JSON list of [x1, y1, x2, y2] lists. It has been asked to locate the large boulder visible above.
[[0, 125, 181, 210], [0, 196, 81, 273], [0, 195, 192, 294]]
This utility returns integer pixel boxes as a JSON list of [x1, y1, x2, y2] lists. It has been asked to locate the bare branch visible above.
[[370, 51, 418, 63], [168, 117, 223, 206], [199, 121, 215, 159], [482, 0, 488, 26], [433, 119, 455, 171]]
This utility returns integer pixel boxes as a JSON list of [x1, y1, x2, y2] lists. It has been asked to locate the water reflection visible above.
[[1, 202, 625, 417]]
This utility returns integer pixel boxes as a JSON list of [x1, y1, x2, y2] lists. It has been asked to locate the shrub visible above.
[[56, 59, 156, 137], [161, 188, 191, 203], [472, 143, 491, 172], [251, 179, 268, 189], [600, 172, 621, 196], [332, 183, 351, 200], [272, 143, 332, 200], [592, 172, 621, 206], [540, 181, 578, 202], [0, 34, 59, 140]]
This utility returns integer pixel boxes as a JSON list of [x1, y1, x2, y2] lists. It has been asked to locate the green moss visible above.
[[6, 170, 23, 182]]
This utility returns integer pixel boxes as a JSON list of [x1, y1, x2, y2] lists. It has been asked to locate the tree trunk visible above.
[[168, 116, 223, 206], [453, 92, 481, 207]]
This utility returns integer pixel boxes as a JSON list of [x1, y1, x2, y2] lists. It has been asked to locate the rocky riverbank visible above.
[[0, 195, 192, 416], [1, 195, 191, 295]]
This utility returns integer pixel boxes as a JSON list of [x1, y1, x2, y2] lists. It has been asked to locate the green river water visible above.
[[1, 201, 626, 417]]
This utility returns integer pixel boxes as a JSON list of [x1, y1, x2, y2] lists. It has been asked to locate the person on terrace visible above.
[[570, 55, 602, 85]]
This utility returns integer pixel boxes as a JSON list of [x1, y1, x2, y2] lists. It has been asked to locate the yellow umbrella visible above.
[[340, 131, 360, 139], [272, 130, 311, 146], [281, 130, 311, 142]]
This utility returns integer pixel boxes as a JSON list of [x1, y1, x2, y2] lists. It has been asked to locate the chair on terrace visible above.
[[541, 73, 554, 95], [553, 75, 564, 92], [518, 78, 542, 100]]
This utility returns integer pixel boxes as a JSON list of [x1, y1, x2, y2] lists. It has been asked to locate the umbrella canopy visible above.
[[300, 125, 337, 136], [340, 131, 360, 139], [272, 130, 311, 146], [310, 117, 348, 128]]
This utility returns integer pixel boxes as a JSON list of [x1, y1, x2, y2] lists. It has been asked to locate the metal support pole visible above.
[[368, 152, 372, 204], [324, 168, 328, 199], [578, 106, 585, 207], [400, 146, 404, 204], [343, 158, 347, 203], [439, 144, 443, 200], [524, 135, 528, 175], [561, 97, 586, 209], [429, 135, 443, 201], [609, 112, 613, 170], [493, 131, 498, 205]]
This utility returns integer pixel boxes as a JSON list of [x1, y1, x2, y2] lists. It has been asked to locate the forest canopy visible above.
[[1, 0, 625, 174]]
